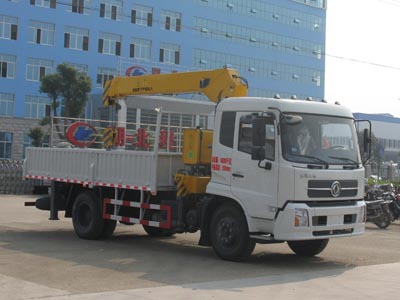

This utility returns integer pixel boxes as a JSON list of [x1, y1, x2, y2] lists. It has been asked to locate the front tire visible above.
[[287, 239, 329, 257], [209, 204, 255, 261], [72, 191, 105, 239]]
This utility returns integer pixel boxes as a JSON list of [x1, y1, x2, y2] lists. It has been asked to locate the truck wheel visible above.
[[209, 204, 255, 261], [72, 191, 105, 239], [142, 225, 175, 237], [101, 220, 117, 238], [287, 239, 329, 257]]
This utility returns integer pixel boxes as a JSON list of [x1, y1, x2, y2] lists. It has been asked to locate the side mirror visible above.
[[251, 147, 265, 161], [252, 117, 266, 147], [355, 119, 372, 165], [363, 128, 370, 152]]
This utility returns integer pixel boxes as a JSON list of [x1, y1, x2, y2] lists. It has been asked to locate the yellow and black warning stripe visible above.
[[103, 127, 117, 149], [175, 174, 189, 197]]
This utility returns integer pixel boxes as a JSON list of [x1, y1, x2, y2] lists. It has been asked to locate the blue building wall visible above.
[[0, 0, 326, 159]]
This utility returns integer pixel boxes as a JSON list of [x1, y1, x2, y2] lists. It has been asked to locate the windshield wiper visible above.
[[328, 156, 360, 166], [290, 154, 329, 168]]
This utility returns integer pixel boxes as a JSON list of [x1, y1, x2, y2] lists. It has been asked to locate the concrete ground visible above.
[[1, 195, 399, 300]]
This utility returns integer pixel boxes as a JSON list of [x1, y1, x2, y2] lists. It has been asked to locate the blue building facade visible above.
[[0, 0, 327, 159]]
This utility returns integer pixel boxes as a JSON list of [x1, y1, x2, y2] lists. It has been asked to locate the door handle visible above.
[[232, 173, 244, 178]]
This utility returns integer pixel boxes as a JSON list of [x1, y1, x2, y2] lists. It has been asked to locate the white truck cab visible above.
[[208, 97, 366, 249]]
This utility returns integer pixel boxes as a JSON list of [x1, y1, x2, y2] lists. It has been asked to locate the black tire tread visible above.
[[287, 239, 329, 257], [209, 204, 255, 262], [72, 191, 104, 240]]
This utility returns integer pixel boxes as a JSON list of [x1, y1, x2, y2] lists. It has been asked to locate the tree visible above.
[[40, 63, 92, 118], [39, 73, 62, 118], [28, 127, 45, 147]]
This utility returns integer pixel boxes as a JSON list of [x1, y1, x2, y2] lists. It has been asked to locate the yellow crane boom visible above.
[[103, 68, 248, 106]]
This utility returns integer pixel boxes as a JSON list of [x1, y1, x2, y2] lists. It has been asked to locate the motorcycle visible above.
[[389, 193, 400, 220], [364, 190, 393, 229]]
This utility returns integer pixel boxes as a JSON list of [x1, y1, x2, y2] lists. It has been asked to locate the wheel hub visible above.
[[218, 219, 235, 246]]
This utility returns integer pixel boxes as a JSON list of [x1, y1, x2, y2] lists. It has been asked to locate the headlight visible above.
[[294, 208, 309, 227], [358, 205, 366, 223]]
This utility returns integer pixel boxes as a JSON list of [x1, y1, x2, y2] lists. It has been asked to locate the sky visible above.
[[325, 0, 400, 117]]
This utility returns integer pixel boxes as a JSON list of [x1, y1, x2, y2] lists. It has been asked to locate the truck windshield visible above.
[[281, 114, 360, 165]]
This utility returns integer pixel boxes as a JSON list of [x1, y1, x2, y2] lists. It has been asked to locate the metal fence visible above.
[[0, 160, 36, 194]]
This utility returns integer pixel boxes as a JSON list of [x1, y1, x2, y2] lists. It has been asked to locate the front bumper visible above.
[[273, 200, 366, 241]]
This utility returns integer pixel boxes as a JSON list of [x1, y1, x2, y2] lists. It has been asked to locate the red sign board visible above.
[[66, 122, 97, 147]]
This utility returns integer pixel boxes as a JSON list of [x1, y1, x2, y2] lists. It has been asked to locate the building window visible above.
[[130, 38, 151, 60], [161, 10, 181, 32], [24, 95, 51, 119], [71, 0, 91, 14], [0, 132, 13, 159], [0, 93, 14, 116], [159, 43, 180, 64], [0, 54, 16, 79], [96, 67, 118, 87], [64, 26, 89, 51], [23, 134, 32, 158], [100, 0, 123, 21], [29, 20, 55, 46], [293, 0, 326, 9], [98, 32, 121, 56], [0, 15, 18, 40], [26, 58, 53, 81], [197, 0, 324, 32], [131, 4, 153, 26], [30, 0, 56, 8], [66, 62, 88, 74]]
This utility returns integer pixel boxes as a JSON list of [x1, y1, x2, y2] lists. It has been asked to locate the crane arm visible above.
[[103, 68, 248, 106]]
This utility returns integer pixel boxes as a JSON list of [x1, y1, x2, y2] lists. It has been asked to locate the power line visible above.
[[325, 53, 400, 71]]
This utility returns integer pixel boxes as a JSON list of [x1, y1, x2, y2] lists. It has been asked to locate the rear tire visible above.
[[101, 220, 117, 238], [287, 239, 329, 257], [72, 191, 104, 240], [209, 204, 255, 261]]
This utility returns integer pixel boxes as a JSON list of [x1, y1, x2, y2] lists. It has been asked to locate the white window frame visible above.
[[26, 58, 53, 81], [98, 32, 121, 56], [160, 43, 180, 64], [100, 0, 123, 20], [65, 26, 89, 51], [71, 0, 91, 14], [130, 38, 151, 60], [29, 20, 55, 46], [132, 4, 153, 26], [0, 54, 16, 79], [161, 10, 181, 32], [96, 67, 118, 87], [0, 15, 18, 40], [0, 93, 14, 117], [0, 132, 13, 159], [24, 95, 51, 119]]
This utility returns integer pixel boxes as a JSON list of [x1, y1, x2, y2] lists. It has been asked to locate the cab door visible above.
[[230, 112, 278, 220]]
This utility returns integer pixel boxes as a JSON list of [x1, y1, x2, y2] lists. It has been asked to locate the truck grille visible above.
[[307, 180, 358, 198], [313, 229, 354, 236]]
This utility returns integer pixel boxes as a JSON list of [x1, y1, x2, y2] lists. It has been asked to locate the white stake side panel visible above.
[[23, 147, 184, 192]]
